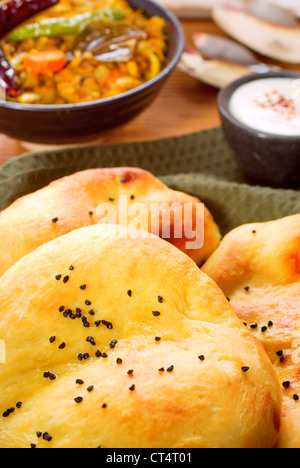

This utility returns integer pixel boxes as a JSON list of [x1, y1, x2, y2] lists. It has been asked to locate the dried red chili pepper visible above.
[[0, 46, 20, 96], [0, 0, 59, 39], [0, 0, 59, 98]]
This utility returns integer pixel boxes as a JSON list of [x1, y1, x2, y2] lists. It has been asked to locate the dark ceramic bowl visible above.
[[0, 0, 184, 145], [218, 71, 300, 187]]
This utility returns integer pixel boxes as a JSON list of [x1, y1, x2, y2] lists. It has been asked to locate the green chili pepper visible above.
[[6, 7, 127, 42]]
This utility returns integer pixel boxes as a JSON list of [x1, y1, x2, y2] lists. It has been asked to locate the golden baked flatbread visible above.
[[0, 224, 281, 448], [0, 167, 221, 276], [203, 215, 300, 448]]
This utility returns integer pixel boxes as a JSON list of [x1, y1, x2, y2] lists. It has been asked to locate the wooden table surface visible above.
[[0, 18, 300, 166]]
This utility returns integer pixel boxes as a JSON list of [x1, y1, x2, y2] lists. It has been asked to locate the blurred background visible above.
[[0, 0, 300, 163]]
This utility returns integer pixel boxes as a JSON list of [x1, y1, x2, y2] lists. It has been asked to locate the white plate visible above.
[[212, 4, 300, 63], [156, 0, 300, 18], [265, 0, 300, 18], [154, 0, 226, 17]]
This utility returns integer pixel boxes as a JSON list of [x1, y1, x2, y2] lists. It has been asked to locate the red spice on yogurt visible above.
[[253, 90, 296, 116]]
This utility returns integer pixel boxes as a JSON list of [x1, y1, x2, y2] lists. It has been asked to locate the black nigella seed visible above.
[[261, 326, 268, 333], [102, 353, 108, 358], [63, 276, 69, 284], [158, 296, 164, 303], [30, 444, 36, 449], [155, 336, 161, 342], [241, 367, 250, 372], [52, 217, 58, 223], [95, 320, 101, 327], [116, 358, 122, 364], [80, 284, 87, 290], [167, 365, 174, 373], [86, 336, 96, 346], [130, 195, 135, 200], [127, 369, 134, 375], [76, 379, 84, 385], [102, 403, 107, 408], [43, 432, 52, 442], [268, 321, 273, 327], [74, 397, 83, 404], [109, 340, 118, 349], [250, 324, 258, 329], [280, 356, 285, 363], [109, 197, 115, 202], [158, 367, 164, 372], [44, 371, 57, 380], [293, 394, 299, 401], [55, 275, 62, 281], [36, 431, 42, 438], [85, 300, 91, 306], [152, 311, 161, 317], [89, 211, 93, 215], [95, 350, 102, 358], [198, 355, 205, 361], [101, 320, 113, 329], [129, 384, 135, 391], [16, 402, 22, 409], [78, 353, 89, 361], [49, 336, 56, 343], [3, 408, 15, 417], [69, 265, 74, 271], [283, 381, 290, 389], [81, 316, 90, 327], [88, 309, 95, 316], [58, 342, 66, 349], [244, 286, 250, 292], [127, 290, 132, 297], [87, 386, 94, 392], [59, 306, 65, 312], [120, 177, 127, 183]]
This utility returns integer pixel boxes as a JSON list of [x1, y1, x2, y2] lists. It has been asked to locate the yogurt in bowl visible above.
[[229, 77, 300, 136], [218, 71, 300, 187]]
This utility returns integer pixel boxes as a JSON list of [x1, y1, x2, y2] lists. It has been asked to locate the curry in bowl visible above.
[[0, 0, 168, 104]]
